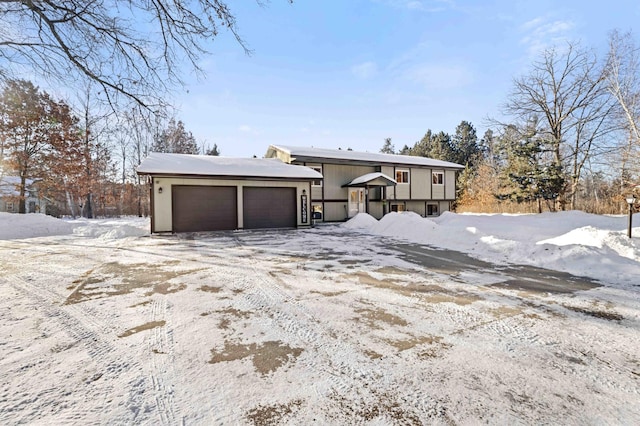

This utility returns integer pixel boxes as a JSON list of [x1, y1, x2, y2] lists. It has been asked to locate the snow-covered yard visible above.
[[0, 211, 638, 424]]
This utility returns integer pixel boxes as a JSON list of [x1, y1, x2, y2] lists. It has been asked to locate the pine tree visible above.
[[380, 138, 395, 154], [152, 119, 200, 154], [205, 143, 220, 156]]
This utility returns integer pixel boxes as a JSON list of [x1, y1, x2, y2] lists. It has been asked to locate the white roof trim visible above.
[[137, 152, 323, 180], [347, 172, 397, 186]]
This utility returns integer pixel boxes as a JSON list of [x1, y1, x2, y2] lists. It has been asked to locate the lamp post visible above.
[[626, 195, 636, 238]]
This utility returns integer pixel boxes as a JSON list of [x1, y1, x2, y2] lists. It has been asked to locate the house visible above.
[[265, 145, 464, 222], [136, 153, 322, 233], [0, 176, 47, 214]]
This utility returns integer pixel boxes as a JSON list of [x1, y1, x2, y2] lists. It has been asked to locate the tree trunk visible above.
[[84, 193, 93, 218], [19, 174, 26, 213]]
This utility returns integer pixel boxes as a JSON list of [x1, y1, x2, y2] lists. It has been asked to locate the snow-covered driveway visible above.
[[1, 223, 638, 424]]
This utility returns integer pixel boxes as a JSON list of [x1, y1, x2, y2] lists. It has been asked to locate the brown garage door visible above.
[[243, 187, 296, 229], [172, 185, 237, 232]]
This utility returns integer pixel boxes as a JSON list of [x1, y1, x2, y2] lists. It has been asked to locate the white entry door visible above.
[[348, 188, 365, 218]]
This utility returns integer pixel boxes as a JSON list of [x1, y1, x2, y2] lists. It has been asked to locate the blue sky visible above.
[[175, 0, 640, 158]]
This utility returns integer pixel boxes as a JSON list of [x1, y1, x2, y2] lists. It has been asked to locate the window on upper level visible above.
[[432, 172, 444, 185], [396, 170, 409, 184]]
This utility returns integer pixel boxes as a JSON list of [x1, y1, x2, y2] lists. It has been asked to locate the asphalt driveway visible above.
[[0, 224, 637, 425]]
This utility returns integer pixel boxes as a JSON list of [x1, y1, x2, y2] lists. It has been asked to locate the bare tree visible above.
[[504, 42, 613, 209], [606, 30, 640, 195], [0, 1, 292, 109]]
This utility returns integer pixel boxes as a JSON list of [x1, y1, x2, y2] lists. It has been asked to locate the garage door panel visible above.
[[172, 185, 237, 232], [243, 187, 296, 229]]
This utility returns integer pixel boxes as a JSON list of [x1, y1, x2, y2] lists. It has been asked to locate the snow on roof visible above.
[[136, 152, 323, 180], [0, 176, 36, 197], [347, 172, 397, 186], [270, 145, 465, 169]]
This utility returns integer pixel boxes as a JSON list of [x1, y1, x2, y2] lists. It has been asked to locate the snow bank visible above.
[[344, 211, 640, 287], [71, 220, 149, 239], [342, 212, 379, 229], [0, 212, 75, 240], [0, 214, 149, 240]]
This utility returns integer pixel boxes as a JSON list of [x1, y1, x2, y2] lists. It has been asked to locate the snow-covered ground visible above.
[[345, 210, 640, 289], [0, 211, 638, 424]]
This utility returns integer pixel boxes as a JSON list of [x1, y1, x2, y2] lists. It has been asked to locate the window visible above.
[[396, 170, 409, 184], [432, 172, 444, 185], [427, 204, 439, 216], [6, 202, 14, 212], [310, 166, 322, 186], [391, 203, 405, 212], [312, 204, 323, 220]]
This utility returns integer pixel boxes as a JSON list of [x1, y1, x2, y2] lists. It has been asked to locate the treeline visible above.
[[384, 34, 640, 215], [0, 80, 218, 217], [2, 31, 640, 218]]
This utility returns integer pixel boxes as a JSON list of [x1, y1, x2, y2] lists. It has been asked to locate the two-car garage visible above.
[[171, 185, 296, 232], [137, 153, 321, 233]]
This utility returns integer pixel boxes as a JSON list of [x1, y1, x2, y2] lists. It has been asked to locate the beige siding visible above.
[[445, 170, 456, 199], [381, 166, 395, 199], [440, 201, 451, 213], [323, 164, 376, 200], [270, 150, 291, 163], [405, 201, 426, 216], [323, 201, 348, 222], [395, 184, 410, 199], [368, 201, 384, 219], [151, 177, 310, 233], [410, 168, 431, 199], [311, 186, 322, 200]]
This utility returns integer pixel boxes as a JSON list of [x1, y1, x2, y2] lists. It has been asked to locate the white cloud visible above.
[[351, 61, 378, 79], [519, 16, 575, 56]]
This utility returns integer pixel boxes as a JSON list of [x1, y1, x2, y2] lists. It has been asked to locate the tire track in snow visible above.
[[147, 296, 181, 425], [3, 272, 147, 424], [228, 234, 443, 420]]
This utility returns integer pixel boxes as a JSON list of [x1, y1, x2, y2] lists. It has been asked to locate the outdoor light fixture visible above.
[[626, 195, 636, 238], [158, 187, 163, 194]]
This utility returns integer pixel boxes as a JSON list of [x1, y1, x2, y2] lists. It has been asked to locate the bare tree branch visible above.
[[0, 1, 292, 109]]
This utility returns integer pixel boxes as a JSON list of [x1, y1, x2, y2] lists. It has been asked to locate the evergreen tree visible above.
[[380, 137, 395, 154], [205, 143, 220, 156], [152, 119, 199, 154], [451, 121, 481, 167], [495, 121, 565, 211]]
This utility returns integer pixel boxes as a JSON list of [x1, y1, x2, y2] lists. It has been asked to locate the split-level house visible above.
[[265, 145, 464, 222]]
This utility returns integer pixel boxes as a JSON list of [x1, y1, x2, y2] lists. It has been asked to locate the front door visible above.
[[348, 188, 365, 218]]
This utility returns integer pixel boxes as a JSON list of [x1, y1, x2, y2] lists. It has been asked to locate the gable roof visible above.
[[345, 172, 397, 187], [268, 145, 465, 169], [136, 152, 323, 180]]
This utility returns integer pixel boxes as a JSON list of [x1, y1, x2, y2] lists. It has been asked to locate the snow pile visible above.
[[342, 212, 379, 229], [0, 212, 75, 240], [71, 218, 149, 239], [0, 214, 149, 240], [345, 211, 640, 287]]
